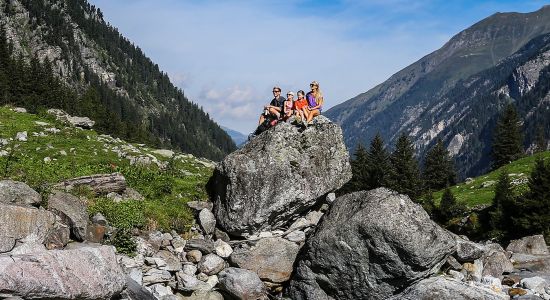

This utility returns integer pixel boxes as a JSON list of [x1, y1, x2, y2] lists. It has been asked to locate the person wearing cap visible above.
[[305, 81, 324, 125], [259, 86, 286, 125], [282, 91, 295, 121]]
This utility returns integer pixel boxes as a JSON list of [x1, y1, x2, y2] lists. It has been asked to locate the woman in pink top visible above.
[[283, 91, 295, 121]]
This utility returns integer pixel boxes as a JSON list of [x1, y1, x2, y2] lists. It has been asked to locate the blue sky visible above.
[[88, 0, 548, 133]]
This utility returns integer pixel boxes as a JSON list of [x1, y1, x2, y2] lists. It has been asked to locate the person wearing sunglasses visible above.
[[258, 86, 286, 125], [305, 81, 324, 125]]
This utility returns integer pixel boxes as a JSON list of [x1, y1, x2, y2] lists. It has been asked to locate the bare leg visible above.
[[259, 114, 265, 125], [307, 109, 320, 123], [269, 107, 281, 119]]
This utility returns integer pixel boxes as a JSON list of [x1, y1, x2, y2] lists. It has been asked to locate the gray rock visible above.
[[143, 268, 172, 285], [15, 131, 27, 142], [7, 236, 47, 255], [0, 237, 15, 253], [230, 237, 300, 283], [521, 276, 548, 294], [288, 189, 456, 300], [44, 218, 70, 250], [449, 270, 465, 281], [92, 212, 108, 226], [183, 263, 198, 276], [0, 203, 56, 244], [47, 109, 95, 129], [481, 276, 503, 293], [285, 230, 306, 243], [507, 235, 549, 255], [184, 239, 214, 254], [326, 192, 336, 203], [218, 267, 267, 300], [462, 259, 484, 282], [47, 191, 88, 241], [199, 209, 216, 235], [0, 180, 41, 206], [128, 268, 143, 285], [12, 107, 26, 113], [124, 277, 156, 300], [0, 245, 125, 299], [187, 201, 214, 212], [482, 251, 514, 279], [213, 228, 230, 242], [213, 239, 233, 258], [446, 255, 463, 270], [390, 276, 508, 300], [457, 238, 485, 262], [154, 250, 182, 272], [176, 272, 211, 292], [198, 254, 225, 275], [210, 117, 351, 236], [187, 250, 203, 263], [150, 283, 173, 298], [179, 290, 224, 300]]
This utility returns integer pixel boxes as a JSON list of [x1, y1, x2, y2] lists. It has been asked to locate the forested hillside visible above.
[[0, 0, 236, 160]]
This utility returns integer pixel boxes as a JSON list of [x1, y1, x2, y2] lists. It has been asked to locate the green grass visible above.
[[433, 152, 550, 207], [0, 106, 213, 233]]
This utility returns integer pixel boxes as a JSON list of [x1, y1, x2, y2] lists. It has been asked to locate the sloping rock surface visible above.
[[0, 180, 41, 206], [210, 116, 351, 236], [288, 188, 456, 300], [47, 191, 88, 241], [0, 245, 125, 299], [0, 203, 56, 244]]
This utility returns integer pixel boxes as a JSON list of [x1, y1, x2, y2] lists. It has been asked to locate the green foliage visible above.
[[110, 228, 137, 257], [88, 198, 145, 230], [423, 139, 457, 190], [492, 104, 524, 169], [366, 133, 391, 189], [488, 171, 515, 241], [339, 143, 368, 194], [421, 191, 437, 218], [388, 134, 422, 201]]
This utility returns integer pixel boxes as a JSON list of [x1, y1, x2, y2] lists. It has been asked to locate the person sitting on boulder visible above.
[[283, 91, 295, 121], [305, 81, 324, 125], [294, 90, 309, 123], [258, 86, 286, 125]]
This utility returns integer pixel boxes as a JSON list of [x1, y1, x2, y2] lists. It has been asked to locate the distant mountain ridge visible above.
[[325, 5, 550, 177], [222, 126, 248, 147], [0, 0, 236, 160]]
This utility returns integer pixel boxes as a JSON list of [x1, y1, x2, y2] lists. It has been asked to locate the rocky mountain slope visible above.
[[0, 0, 235, 160], [325, 5, 550, 177]]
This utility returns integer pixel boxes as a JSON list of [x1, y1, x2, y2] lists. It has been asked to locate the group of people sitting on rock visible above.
[[256, 81, 324, 134]]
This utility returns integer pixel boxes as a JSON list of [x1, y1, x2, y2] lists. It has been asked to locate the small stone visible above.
[[44, 157, 51, 163], [187, 250, 203, 263], [150, 283, 173, 298], [509, 288, 528, 297], [13, 107, 26, 113], [446, 256, 462, 270], [214, 228, 230, 242], [199, 209, 216, 235], [326, 192, 336, 203], [502, 276, 520, 287], [456, 239, 484, 262], [176, 272, 211, 292], [187, 201, 214, 211], [184, 239, 214, 254], [15, 131, 27, 141], [128, 268, 143, 285], [198, 254, 225, 275], [154, 250, 182, 272], [142, 269, 172, 285], [481, 276, 503, 293], [213, 240, 233, 258], [92, 213, 108, 226], [258, 232, 272, 238], [285, 230, 306, 243], [197, 273, 209, 282], [182, 264, 198, 276], [305, 210, 324, 226], [59, 150, 67, 156], [218, 267, 266, 300], [507, 235, 549, 255], [448, 270, 464, 281]]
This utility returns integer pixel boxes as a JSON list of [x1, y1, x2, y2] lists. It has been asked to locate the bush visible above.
[[110, 228, 137, 257], [88, 198, 145, 230]]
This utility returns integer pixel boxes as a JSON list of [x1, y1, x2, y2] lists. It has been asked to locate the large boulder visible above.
[[0, 180, 41, 206], [47, 191, 88, 241], [507, 235, 549, 255], [390, 276, 508, 300], [218, 267, 267, 300], [0, 203, 56, 245], [0, 245, 125, 299], [288, 188, 456, 300], [230, 237, 300, 283], [209, 116, 351, 236]]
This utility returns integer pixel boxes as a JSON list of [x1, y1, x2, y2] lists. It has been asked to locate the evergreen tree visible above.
[[421, 191, 437, 219], [489, 171, 515, 241], [423, 139, 457, 190], [389, 134, 422, 200], [535, 125, 546, 153], [366, 133, 391, 189], [492, 103, 524, 169], [516, 157, 550, 238], [340, 143, 369, 193], [440, 188, 463, 221]]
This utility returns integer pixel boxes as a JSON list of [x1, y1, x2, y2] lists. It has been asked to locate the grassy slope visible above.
[[434, 152, 550, 207], [0, 106, 214, 232]]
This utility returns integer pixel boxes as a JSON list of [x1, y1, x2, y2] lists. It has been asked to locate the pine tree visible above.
[[421, 191, 437, 219], [440, 188, 462, 221], [389, 134, 422, 201], [366, 133, 391, 189], [516, 157, 550, 238], [423, 139, 457, 190], [492, 103, 524, 169], [341, 143, 369, 193], [535, 125, 546, 153], [489, 171, 515, 241]]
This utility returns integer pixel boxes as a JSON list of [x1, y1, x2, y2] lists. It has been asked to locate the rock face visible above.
[[230, 237, 300, 283], [47, 191, 88, 241], [390, 276, 508, 300], [0, 245, 125, 299], [210, 116, 351, 236], [47, 108, 95, 129], [288, 188, 456, 300], [0, 180, 41, 206], [0, 203, 56, 244]]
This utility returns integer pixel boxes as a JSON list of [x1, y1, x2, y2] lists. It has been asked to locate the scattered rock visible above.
[[53, 173, 126, 195], [326, 192, 336, 203], [284, 230, 306, 243], [507, 235, 549, 255], [184, 239, 214, 254], [187, 250, 203, 263], [0, 180, 41, 206], [456, 238, 485, 262], [446, 255, 463, 270], [47, 191, 88, 241], [182, 264, 198, 276], [12, 107, 26, 113], [288, 189, 456, 299], [0, 245, 125, 299], [176, 272, 211, 292], [199, 209, 216, 235], [213, 228, 230, 242], [187, 201, 214, 212], [213, 240, 233, 258], [152, 149, 175, 158], [521, 276, 548, 295], [44, 218, 70, 250], [230, 237, 299, 283], [509, 288, 528, 297], [210, 117, 352, 236], [198, 254, 226, 275], [143, 268, 172, 285], [154, 250, 182, 272], [482, 251, 514, 279], [47, 109, 95, 129], [15, 131, 27, 141], [217, 267, 267, 300], [0, 203, 56, 244], [92, 212, 108, 226], [482, 276, 503, 293]]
